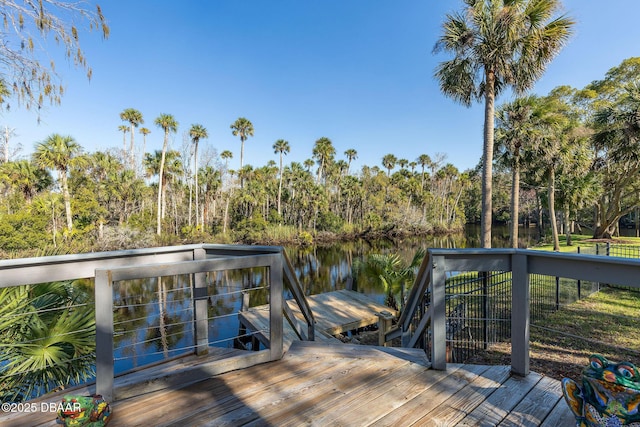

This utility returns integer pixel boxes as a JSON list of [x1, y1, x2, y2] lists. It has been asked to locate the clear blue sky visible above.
[[3, 0, 640, 173]]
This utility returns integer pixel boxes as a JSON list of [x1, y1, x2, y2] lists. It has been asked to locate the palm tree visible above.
[[154, 114, 178, 235], [417, 154, 432, 190], [230, 117, 254, 170], [0, 281, 95, 402], [495, 95, 539, 248], [189, 124, 208, 228], [273, 139, 290, 217], [434, 0, 573, 247], [33, 134, 84, 232], [352, 249, 425, 312], [344, 148, 358, 175], [120, 108, 144, 170], [220, 150, 233, 179], [139, 127, 151, 157], [312, 137, 335, 183], [382, 154, 397, 177], [118, 125, 128, 156], [303, 158, 315, 172]]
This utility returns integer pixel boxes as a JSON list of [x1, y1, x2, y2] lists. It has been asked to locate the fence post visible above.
[[607, 242, 611, 257], [511, 252, 530, 377], [269, 254, 284, 361], [192, 248, 209, 356], [95, 269, 115, 402], [577, 247, 582, 299], [555, 276, 560, 311], [481, 271, 489, 349], [431, 255, 447, 370]]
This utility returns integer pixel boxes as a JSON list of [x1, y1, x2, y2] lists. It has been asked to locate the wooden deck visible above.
[[3, 341, 575, 426], [111, 341, 574, 426], [238, 289, 397, 346]]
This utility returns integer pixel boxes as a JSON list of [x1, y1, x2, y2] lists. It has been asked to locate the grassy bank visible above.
[[531, 233, 640, 252]]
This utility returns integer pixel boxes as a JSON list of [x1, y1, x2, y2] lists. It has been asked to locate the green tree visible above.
[[120, 108, 144, 170], [230, 117, 254, 170], [382, 154, 397, 177], [434, 0, 573, 247], [353, 249, 425, 312], [312, 137, 335, 184], [592, 82, 640, 238], [344, 148, 358, 175], [495, 95, 539, 247], [189, 124, 208, 228], [417, 154, 432, 190], [273, 139, 290, 217], [154, 114, 178, 235], [33, 134, 84, 232]]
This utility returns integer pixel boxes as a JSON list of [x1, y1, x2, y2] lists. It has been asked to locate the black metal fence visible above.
[[443, 243, 638, 363]]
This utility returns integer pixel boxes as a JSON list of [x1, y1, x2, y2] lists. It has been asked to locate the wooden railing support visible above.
[[511, 253, 530, 376], [192, 248, 209, 356], [377, 311, 394, 347], [431, 255, 446, 370]]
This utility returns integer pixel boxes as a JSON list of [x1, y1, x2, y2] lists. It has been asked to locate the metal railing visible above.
[[389, 248, 640, 376], [0, 244, 315, 402]]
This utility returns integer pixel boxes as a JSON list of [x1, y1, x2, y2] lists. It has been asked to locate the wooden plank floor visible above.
[[3, 341, 575, 426], [238, 289, 397, 347]]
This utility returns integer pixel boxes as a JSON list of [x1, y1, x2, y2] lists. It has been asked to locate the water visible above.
[[109, 225, 542, 373]]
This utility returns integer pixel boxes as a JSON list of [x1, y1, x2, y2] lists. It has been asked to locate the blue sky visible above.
[[3, 0, 640, 173]]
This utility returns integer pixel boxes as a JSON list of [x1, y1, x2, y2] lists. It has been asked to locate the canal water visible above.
[[110, 225, 544, 374]]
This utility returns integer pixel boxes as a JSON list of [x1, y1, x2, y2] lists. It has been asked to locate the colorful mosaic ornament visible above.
[[55, 394, 111, 427], [562, 354, 640, 427]]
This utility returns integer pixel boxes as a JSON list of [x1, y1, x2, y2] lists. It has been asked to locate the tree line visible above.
[[1, 57, 639, 254], [0, 111, 471, 254]]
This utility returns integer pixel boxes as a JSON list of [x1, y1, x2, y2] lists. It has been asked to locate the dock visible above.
[[238, 289, 397, 346]]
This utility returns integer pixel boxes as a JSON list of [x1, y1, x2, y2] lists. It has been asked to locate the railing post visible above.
[[192, 248, 209, 356], [269, 254, 284, 361], [577, 247, 582, 299], [431, 255, 446, 370], [511, 252, 530, 376], [95, 269, 114, 402]]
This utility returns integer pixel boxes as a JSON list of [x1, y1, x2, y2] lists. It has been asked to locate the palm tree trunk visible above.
[[278, 153, 283, 217], [59, 170, 73, 232], [481, 71, 496, 248], [194, 141, 199, 228], [510, 162, 520, 248], [564, 203, 572, 246], [548, 167, 560, 251], [157, 132, 168, 235]]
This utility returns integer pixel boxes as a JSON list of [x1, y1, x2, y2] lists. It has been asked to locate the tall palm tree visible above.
[[154, 114, 178, 235], [118, 125, 128, 156], [273, 139, 290, 217], [189, 124, 208, 228], [382, 154, 397, 177], [120, 108, 144, 170], [220, 150, 233, 171], [33, 134, 84, 232], [417, 154, 432, 190], [434, 0, 573, 247], [139, 127, 151, 157], [230, 117, 254, 170], [495, 95, 539, 248], [344, 148, 358, 175], [312, 137, 335, 183]]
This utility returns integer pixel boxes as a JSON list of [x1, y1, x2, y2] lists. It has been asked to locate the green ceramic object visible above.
[[562, 354, 640, 426]]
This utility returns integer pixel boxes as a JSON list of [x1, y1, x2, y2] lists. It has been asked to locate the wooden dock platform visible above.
[[3, 341, 575, 426], [238, 289, 397, 346]]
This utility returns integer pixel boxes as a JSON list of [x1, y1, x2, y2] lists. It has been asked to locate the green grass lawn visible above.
[[531, 234, 640, 252]]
